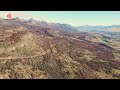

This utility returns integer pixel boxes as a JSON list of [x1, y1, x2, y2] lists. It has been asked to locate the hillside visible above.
[[0, 18, 120, 79]]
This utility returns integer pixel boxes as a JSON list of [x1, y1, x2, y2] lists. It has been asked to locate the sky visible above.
[[0, 11, 120, 26]]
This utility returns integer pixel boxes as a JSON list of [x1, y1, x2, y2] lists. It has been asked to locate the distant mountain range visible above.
[[0, 17, 78, 33], [1, 17, 120, 33], [76, 25, 120, 32]]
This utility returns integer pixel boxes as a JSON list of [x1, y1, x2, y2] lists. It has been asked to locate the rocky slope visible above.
[[0, 18, 120, 79]]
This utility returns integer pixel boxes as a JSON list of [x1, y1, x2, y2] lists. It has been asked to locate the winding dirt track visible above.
[[0, 49, 50, 60], [0, 36, 82, 60], [0, 43, 56, 60]]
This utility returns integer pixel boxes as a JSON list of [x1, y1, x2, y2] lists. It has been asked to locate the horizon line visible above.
[[0, 17, 120, 27]]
